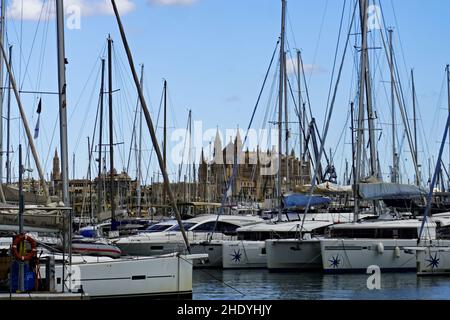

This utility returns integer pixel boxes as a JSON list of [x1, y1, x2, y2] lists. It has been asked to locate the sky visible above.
[[2, 0, 450, 186]]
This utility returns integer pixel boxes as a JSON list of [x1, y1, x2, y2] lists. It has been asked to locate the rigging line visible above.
[[43, 115, 59, 174], [80, 122, 101, 222], [298, 48, 314, 130], [387, 0, 410, 89], [126, 82, 141, 174], [300, 0, 358, 232], [331, 108, 351, 164], [286, 75, 307, 149], [418, 112, 450, 241], [144, 84, 165, 185], [178, 111, 191, 183], [89, 96, 102, 179], [35, 3, 52, 97], [286, 6, 298, 51], [249, 58, 280, 185], [114, 44, 136, 141], [141, 80, 154, 182], [19, 0, 23, 89], [209, 38, 280, 241], [323, 0, 347, 134], [69, 47, 106, 121], [74, 64, 102, 154], [20, 0, 47, 90], [308, 0, 329, 86], [178, 255, 245, 297], [167, 85, 180, 129], [376, 10, 420, 183], [112, 44, 133, 169], [6, 15, 42, 101], [250, 63, 279, 183]]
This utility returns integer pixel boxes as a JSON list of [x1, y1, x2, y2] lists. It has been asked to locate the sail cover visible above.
[[283, 194, 331, 208], [358, 183, 426, 200]]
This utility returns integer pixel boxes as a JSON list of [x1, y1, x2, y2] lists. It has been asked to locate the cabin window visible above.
[[437, 226, 450, 239], [330, 227, 418, 239], [169, 222, 196, 231], [217, 222, 239, 234], [191, 221, 217, 232], [191, 221, 239, 233]]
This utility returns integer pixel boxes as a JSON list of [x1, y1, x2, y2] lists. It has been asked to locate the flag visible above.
[[36, 98, 42, 114], [34, 99, 42, 139]]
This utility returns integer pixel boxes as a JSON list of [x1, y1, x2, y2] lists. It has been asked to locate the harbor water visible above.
[[193, 269, 450, 300]]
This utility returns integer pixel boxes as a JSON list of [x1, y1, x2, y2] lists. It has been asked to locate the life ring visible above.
[[12, 234, 37, 262]]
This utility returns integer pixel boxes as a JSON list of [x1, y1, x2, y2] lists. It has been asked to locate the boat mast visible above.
[[284, 51, 290, 190], [355, 0, 369, 221], [56, 0, 72, 289], [5, 45, 11, 185], [163, 80, 167, 213], [188, 109, 192, 202], [107, 35, 117, 231], [87, 137, 93, 220], [97, 59, 105, 217], [447, 64, 450, 191], [297, 50, 303, 160], [18, 144, 24, 291], [389, 28, 398, 183], [411, 69, 420, 186], [136, 64, 144, 217], [0, 0, 4, 190], [56, 0, 69, 206], [364, 14, 377, 178], [278, 0, 286, 221]]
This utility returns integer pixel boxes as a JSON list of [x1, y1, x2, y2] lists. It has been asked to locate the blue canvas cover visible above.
[[283, 194, 331, 208]]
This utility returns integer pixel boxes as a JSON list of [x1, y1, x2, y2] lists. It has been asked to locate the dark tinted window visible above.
[[216, 221, 239, 233], [331, 227, 418, 239], [191, 221, 239, 233], [191, 221, 217, 232], [169, 222, 196, 231], [143, 224, 173, 232]]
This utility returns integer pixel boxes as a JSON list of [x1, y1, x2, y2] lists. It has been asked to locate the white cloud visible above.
[[7, 0, 45, 20], [148, 0, 198, 6], [7, 0, 136, 21], [285, 57, 326, 76]]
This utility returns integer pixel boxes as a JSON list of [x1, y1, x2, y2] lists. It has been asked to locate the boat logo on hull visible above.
[[328, 255, 340, 268], [230, 249, 242, 262], [426, 252, 440, 269]]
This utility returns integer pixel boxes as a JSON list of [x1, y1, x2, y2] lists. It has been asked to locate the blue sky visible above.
[[3, 0, 450, 186]]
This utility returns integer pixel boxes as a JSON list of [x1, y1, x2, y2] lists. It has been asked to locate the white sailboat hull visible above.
[[320, 239, 418, 273], [50, 253, 200, 299], [414, 241, 450, 275], [116, 239, 223, 267], [222, 241, 266, 269], [265, 239, 322, 270]]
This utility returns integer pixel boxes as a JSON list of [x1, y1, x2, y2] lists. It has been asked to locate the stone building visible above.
[[198, 130, 311, 203]]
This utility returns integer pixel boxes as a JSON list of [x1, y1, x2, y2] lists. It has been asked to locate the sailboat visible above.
[[221, 0, 356, 270], [405, 66, 450, 276], [319, 0, 437, 274]]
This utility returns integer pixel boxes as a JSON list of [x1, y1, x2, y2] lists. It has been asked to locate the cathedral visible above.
[[198, 130, 311, 203]]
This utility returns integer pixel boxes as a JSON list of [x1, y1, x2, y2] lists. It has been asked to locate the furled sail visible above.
[[358, 183, 426, 200]]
